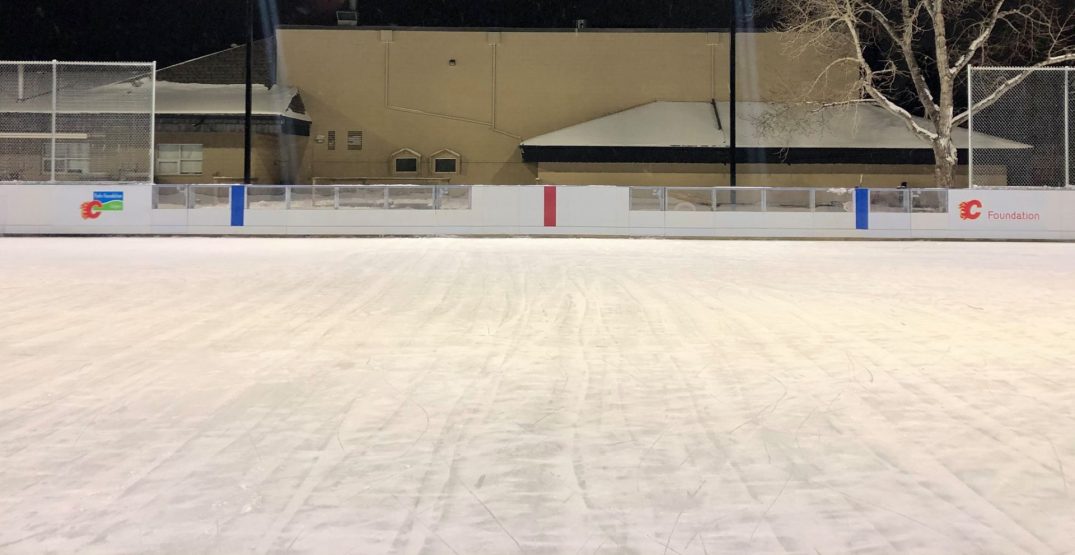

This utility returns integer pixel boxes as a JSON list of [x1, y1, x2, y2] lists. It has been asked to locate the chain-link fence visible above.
[[1069, 70, 1074, 188], [0, 61, 155, 183], [968, 67, 1072, 188]]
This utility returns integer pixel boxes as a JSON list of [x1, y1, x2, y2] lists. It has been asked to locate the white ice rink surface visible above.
[[1, 238, 1074, 555]]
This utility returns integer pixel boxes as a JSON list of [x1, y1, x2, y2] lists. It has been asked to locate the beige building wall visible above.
[[276, 27, 859, 185], [154, 133, 286, 184]]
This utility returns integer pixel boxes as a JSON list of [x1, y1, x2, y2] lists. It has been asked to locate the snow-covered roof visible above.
[[0, 80, 310, 122], [153, 82, 309, 121], [522, 101, 1028, 150], [523, 101, 726, 148]]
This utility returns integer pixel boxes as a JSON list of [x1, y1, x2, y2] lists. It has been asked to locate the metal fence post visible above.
[[149, 61, 157, 184], [50, 60, 57, 183], [967, 64, 974, 188], [16, 63, 25, 101], [1065, 69, 1070, 187]]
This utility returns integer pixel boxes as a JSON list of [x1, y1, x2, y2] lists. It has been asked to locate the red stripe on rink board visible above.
[[544, 186, 557, 227]]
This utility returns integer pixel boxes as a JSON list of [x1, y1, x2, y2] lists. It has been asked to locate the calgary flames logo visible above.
[[959, 199, 983, 221], [78, 192, 123, 220], [80, 200, 103, 220]]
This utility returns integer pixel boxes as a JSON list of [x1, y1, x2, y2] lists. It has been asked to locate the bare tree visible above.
[[761, 0, 1075, 187]]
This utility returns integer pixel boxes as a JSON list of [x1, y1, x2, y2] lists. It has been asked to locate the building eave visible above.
[[156, 114, 310, 136], [521, 146, 973, 165]]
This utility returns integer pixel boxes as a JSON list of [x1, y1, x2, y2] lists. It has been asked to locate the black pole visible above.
[[243, 0, 254, 184], [729, 0, 737, 188]]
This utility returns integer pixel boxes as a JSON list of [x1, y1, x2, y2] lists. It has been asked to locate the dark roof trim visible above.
[[157, 114, 310, 136], [278, 25, 738, 33], [524, 146, 725, 164], [521, 146, 970, 165]]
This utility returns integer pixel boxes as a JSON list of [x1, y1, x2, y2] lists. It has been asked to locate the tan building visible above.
[[270, 26, 1025, 188], [276, 27, 846, 186], [151, 40, 309, 185], [2, 27, 1021, 187]]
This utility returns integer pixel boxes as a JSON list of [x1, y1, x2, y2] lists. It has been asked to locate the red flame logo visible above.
[[80, 200, 103, 220], [959, 199, 982, 221]]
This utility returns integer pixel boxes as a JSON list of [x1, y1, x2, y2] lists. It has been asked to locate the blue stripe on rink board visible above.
[[230, 185, 245, 227], [855, 188, 869, 230]]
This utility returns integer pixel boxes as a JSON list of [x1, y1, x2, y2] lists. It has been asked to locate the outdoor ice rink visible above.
[[1, 237, 1074, 555]]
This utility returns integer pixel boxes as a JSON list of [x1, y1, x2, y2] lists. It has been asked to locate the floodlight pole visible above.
[[243, 0, 254, 185], [729, 0, 737, 188]]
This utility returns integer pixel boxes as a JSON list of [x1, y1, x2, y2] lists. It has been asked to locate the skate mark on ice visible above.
[[389, 349, 508, 555], [845, 352, 874, 388], [253, 394, 364, 555], [728, 374, 788, 434], [663, 509, 684, 555], [749, 471, 793, 542], [388, 494, 462, 555], [463, 482, 523, 552], [635, 429, 667, 492], [1047, 438, 1068, 496]]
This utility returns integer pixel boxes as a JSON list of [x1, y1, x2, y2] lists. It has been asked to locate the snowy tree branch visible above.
[[764, 0, 1075, 187]]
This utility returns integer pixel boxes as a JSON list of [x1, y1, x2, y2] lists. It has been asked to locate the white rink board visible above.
[[948, 189, 1049, 231], [1, 238, 1074, 554], [2, 184, 1075, 239]]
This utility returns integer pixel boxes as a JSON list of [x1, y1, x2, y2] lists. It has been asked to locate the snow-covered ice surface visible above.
[[1, 237, 1074, 555]]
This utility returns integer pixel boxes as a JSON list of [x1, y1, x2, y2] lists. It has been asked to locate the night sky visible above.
[[3, 1, 1071, 70], [2, 0, 741, 67]]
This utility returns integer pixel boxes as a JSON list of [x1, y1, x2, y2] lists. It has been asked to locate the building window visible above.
[[347, 131, 363, 150], [434, 158, 457, 173], [431, 149, 461, 175], [327, 130, 336, 151], [390, 148, 421, 175], [43, 142, 90, 174], [157, 144, 203, 175]]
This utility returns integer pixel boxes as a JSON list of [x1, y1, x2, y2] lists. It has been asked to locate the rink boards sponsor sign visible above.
[[948, 190, 1047, 230], [80, 191, 124, 220], [53, 186, 152, 227]]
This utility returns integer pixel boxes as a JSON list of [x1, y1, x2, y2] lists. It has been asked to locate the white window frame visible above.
[[391, 148, 422, 176], [43, 142, 90, 174], [431, 149, 462, 175], [157, 144, 204, 176]]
